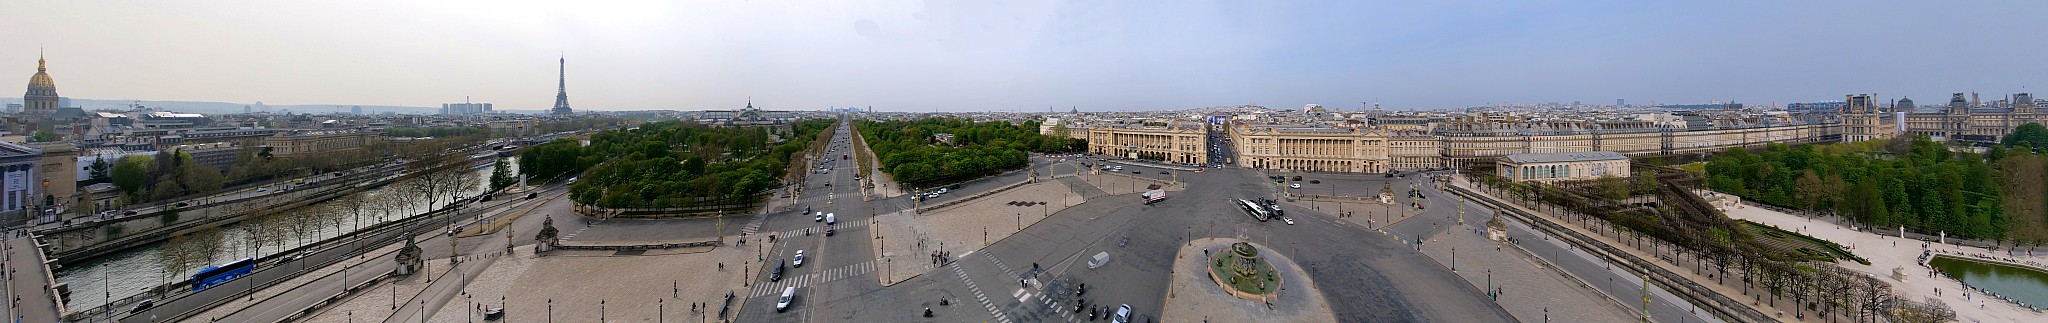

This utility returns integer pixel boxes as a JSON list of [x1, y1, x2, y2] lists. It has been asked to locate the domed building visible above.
[[23, 54, 60, 115]]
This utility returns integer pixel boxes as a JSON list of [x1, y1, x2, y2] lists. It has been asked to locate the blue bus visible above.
[[192, 258, 255, 292]]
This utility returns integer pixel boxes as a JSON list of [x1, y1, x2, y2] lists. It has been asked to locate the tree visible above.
[[2005, 123, 2048, 153], [87, 156, 112, 183], [489, 158, 516, 191], [28, 130, 59, 142], [112, 155, 154, 198]]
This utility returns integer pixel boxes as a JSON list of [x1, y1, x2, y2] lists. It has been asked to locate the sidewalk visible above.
[[1413, 219, 1635, 323], [3, 234, 61, 323]]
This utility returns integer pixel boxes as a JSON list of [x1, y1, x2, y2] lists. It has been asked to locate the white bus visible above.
[[1236, 199, 1272, 222]]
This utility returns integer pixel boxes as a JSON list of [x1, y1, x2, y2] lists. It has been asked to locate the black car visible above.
[[1158, 171, 1169, 174], [524, 192, 538, 199], [1309, 180, 1320, 184], [1291, 176, 1302, 181], [771, 260, 786, 281], [129, 299, 154, 314]]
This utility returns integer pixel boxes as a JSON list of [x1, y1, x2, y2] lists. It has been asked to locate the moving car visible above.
[[129, 299, 154, 314], [1283, 217, 1296, 225], [794, 250, 806, 267], [1308, 180, 1320, 184], [1112, 304, 1132, 323], [1289, 183, 1301, 189], [815, 212, 825, 222], [771, 260, 786, 281], [776, 287, 796, 312], [825, 213, 836, 225]]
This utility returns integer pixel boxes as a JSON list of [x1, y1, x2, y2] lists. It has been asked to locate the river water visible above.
[[52, 161, 504, 310], [1927, 255, 2048, 309]]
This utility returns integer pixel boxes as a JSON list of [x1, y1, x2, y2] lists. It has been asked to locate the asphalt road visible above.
[[802, 156, 1514, 322]]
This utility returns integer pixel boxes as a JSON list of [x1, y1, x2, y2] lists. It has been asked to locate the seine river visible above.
[[52, 161, 503, 310]]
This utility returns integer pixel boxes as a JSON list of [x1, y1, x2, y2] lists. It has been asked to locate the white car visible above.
[[793, 250, 806, 267], [1289, 183, 1301, 189], [1283, 217, 1296, 225]]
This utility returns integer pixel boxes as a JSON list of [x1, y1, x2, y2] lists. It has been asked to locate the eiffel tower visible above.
[[550, 56, 573, 115]]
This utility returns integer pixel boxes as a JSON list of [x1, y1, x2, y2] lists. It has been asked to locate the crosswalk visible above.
[[561, 225, 590, 241], [771, 220, 868, 237], [745, 260, 878, 297], [949, 262, 1015, 323], [738, 214, 768, 236]]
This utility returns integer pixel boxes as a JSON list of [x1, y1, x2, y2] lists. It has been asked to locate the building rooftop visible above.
[[1502, 151, 1628, 164]]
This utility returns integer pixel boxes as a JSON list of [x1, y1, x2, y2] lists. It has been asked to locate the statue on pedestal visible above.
[[535, 216, 560, 254], [395, 235, 422, 275]]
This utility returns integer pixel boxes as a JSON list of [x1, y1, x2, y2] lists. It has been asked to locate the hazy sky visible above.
[[4, 1, 2043, 112]]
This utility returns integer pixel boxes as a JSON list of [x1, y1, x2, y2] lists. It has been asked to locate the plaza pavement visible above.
[[1160, 238, 1336, 323], [1720, 198, 2047, 322], [872, 180, 1081, 286], [1413, 217, 1637, 323]]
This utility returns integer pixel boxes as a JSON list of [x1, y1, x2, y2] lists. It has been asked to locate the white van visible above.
[[776, 287, 796, 312], [825, 213, 836, 225]]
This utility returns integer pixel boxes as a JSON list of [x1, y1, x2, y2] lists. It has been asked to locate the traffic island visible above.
[[1165, 238, 1334, 323], [1208, 241, 1281, 301]]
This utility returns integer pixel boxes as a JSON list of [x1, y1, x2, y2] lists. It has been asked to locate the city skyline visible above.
[[5, 0, 2044, 112]]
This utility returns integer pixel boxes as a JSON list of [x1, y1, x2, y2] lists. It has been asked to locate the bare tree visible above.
[[407, 152, 465, 212]]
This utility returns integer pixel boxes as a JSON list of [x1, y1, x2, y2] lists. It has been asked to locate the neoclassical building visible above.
[[1841, 93, 1898, 143], [1087, 121, 1207, 165], [1496, 151, 1631, 183], [1229, 124, 1390, 173], [1899, 92, 2044, 144], [263, 129, 382, 158], [22, 55, 59, 115]]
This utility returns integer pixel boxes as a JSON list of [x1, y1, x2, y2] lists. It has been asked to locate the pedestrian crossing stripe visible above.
[[773, 220, 869, 237], [746, 260, 879, 297]]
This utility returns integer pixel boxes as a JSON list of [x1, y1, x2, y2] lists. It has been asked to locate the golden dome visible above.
[[25, 57, 57, 96]]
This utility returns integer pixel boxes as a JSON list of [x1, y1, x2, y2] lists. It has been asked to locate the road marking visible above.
[[949, 262, 1013, 323], [773, 220, 868, 237]]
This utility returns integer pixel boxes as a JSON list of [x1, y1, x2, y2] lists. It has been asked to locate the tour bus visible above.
[[192, 258, 256, 291], [1236, 199, 1273, 221]]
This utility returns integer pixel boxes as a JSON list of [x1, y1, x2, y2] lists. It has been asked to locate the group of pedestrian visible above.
[[931, 250, 951, 265]]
